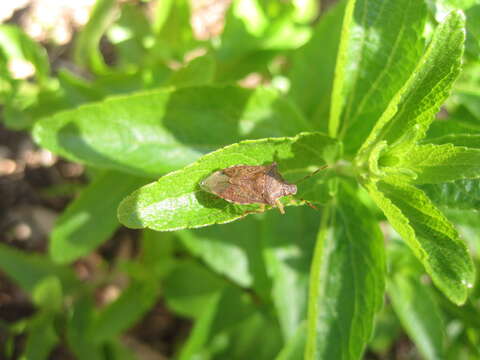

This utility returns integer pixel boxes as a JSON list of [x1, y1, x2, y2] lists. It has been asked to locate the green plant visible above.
[[1, 0, 480, 359]]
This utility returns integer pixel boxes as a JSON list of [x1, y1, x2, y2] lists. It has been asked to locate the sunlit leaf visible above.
[[118, 132, 339, 231], [34, 86, 312, 177], [360, 11, 465, 155], [365, 179, 475, 305], [329, 0, 426, 152]]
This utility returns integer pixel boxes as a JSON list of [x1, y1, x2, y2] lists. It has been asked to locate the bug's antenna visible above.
[[296, 165, 328, 184], [294, 165, 329, 211], [301, 199, 319, 211]]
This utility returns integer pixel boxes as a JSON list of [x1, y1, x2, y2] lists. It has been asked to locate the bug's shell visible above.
[[200, 163, 297, 205]]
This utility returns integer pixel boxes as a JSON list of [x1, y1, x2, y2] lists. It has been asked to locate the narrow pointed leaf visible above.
[[176, 216, 270, 295], [361, 11, 465, 153], [152, 0, 195, 60], [388, 242, 445, 360], [50, 171, 148, 264], [419, 179, 480, 210], [262, 207, 318, 339], [398, 144, 480, 184], [168, 54, 215, 87], [164, 261, 226, 319], [365, 179, 475, 304], [118, 133, 340, 231], [23, 312, 58, 360], [288, 0, 346, 130], [414, 135, 480, 209], [389, 278, 446, 360], [0, 243, 78, 295], [426, 133, 480, 148], [66, 296, 104, 360], [33, 86, 311, 177], [426, 117, 480, 140], [306, 181, 385, 359], [0, 25, 50, 84], [91, 276, 159, 343], [329, 0, 426, 147], [275, 322, 307, 360], [74, 0, 117, 74]]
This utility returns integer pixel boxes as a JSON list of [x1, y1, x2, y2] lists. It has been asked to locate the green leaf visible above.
[[66, 295, 104, 360], [215, 49, 278, 84], [33, 86, 312, 177], [305, 181, 385, 360], [0, 25, 50, 84], [151, 0, 195, 60], [32, 276, 63, 311], [426, 133, 480, 148], [465, 5, 480, 59], [74, 0, 118, 73], [329, 0, 427, 153], [151, 0, 173, 33], [388, 241, 445, 360], [291, 0, 319, 23], [49, 171, 148, 264], [392, 144, 480, 184], [428, 0, 480, 15], [164, 261, 226, 318], [106, 3, 150, 68], [454, 90, 480, 121], [0, 243, 78, 295], [419, 179, 480, 210], [177, 216, 270, 296], [426, 116, 480, 140], [368, 302, 402, 355], [2, 68, 112, 131], [287, 0, 346, 131], [168, 54, 215, 87], [262, 206, 318, 339], [219, 0, 310, 58], [212, 310, 282, 360], [2, 86, 61, 130], [57, 69, 105, 104], [275, 322, 307, 360], [179, 285, 281, 360], [139, 230, 176, 277], [444, 0, 479, 9], [103, 340, 136, 360], [215, 0, 310, 82], [360, 11, 465, 154], [365, 179, 475, 305], [117, 132, 339, 231], [91, 272, 159, 343], [22, 312, 58, 360], [178, 293, 222, 360], [90, 70, 154, 95]]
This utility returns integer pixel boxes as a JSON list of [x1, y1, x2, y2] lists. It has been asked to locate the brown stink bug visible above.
[[200, 162, 323, 214]]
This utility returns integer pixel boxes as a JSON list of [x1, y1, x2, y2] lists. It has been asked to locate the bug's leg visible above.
[[290, 198, 320, 211], [289, 197, 319, 211], [275, 199, 285, 214], [241, 204, 266, 217], [303, 200, 318, 211]]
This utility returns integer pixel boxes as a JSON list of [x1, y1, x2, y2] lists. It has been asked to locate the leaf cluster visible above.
[[1, 0, 480, 359]]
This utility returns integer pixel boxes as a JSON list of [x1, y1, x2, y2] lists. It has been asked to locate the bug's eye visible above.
[[286, 184, 297, 195]]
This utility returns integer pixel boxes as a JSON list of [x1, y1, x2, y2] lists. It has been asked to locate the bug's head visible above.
[[283, 183, 297, 196]]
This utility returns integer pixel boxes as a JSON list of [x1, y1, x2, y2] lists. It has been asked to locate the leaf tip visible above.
[[444, 9, 466, 28], [117, 192, 146, 230]]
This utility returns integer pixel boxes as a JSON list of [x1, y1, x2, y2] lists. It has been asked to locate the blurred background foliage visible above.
[[0, 0, 479, 359]]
